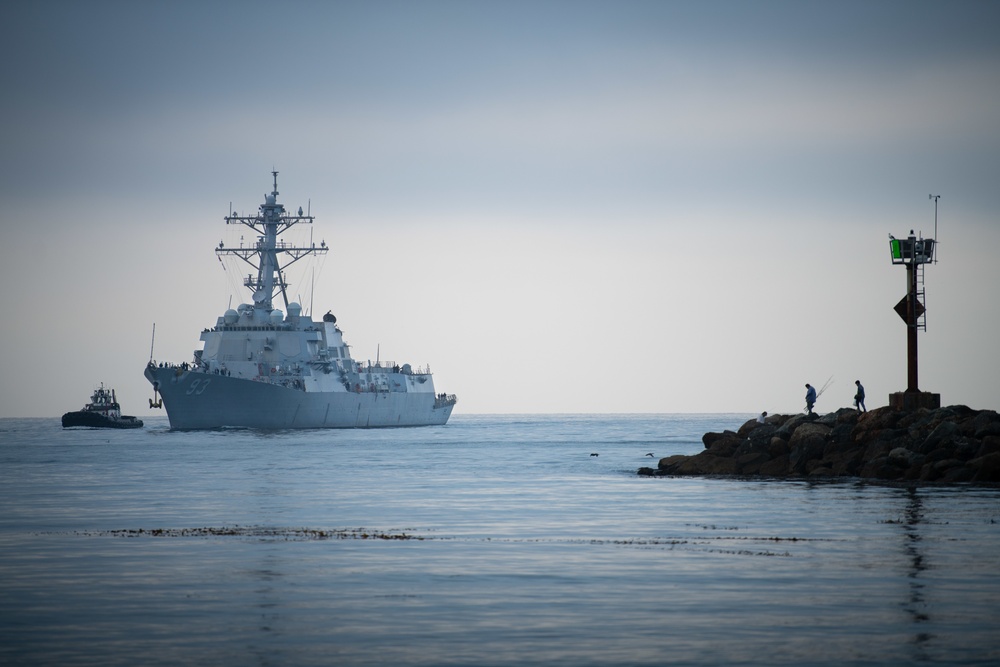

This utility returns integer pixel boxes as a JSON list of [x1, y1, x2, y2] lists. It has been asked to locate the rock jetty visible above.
[[638, 405, 1000, 485]]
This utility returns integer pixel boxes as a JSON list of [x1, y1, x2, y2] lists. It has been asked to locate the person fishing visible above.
[[805, 383, 817, 414]]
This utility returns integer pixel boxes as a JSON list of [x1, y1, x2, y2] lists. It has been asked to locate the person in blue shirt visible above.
[[854, 380, 866, 412], [805, 383, 817, 414]]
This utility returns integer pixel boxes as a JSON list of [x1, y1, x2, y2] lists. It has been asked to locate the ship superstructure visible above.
[[144, 172, 456, 429]]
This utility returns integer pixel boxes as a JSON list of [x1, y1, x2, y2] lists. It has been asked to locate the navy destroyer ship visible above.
[[145, 172, 456, 429]]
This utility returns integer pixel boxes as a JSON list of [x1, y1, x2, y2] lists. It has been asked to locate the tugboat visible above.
[[144, 171, 456, 430], [62, 384, 144, 429]]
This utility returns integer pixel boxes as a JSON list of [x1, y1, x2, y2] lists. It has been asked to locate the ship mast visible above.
[[217, 171, 328, 311]]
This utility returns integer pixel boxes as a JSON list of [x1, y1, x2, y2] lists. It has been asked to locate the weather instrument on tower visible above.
[[887, 196, 941, 411]]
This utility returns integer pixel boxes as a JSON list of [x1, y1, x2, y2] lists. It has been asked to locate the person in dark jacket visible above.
[[805, 383, 817, 414], [854, 380, 866, 412]]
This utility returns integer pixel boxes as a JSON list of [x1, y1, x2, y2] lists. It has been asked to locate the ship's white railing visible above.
[[434, 394, 458, 408], [360, 362, 432, 375]]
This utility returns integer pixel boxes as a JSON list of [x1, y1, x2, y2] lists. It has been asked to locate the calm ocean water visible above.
[[1, 414, 998, 666]]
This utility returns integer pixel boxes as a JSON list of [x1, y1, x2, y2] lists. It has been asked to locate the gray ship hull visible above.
[[146, 366, 454, 430]]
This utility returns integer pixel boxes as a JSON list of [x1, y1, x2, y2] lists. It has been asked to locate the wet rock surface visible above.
[[639, 406, 1000, 485]]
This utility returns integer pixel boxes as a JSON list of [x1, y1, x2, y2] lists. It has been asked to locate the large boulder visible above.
[[971, 452, 1000, 483], [788, 422, 831, 473], [672, 451, 738, 475], [705, 434, 743, 457], [851, 407, 905, 444], [789, 422, 832, 449], [702, 430, 737, 448], [768, 437, 790, 459], [736, 452, 771, 475], [822, 444, 865, 477], [922, 421, 960, 452], [758, 457, 790, 477], [734, 424, 778, 457], [978, 435, 1000, 458]]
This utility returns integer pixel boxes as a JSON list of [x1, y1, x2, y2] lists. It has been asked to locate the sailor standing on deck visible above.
[[805, 384, 817, 414]]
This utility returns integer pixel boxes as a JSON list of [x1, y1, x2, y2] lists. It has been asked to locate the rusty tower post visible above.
[[888, 198, 941, 411]]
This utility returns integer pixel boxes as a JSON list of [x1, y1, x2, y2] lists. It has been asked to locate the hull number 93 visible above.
[[186, 378, 211, 396]]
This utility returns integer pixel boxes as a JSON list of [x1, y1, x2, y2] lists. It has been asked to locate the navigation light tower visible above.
[[887, 198, 941, 411]]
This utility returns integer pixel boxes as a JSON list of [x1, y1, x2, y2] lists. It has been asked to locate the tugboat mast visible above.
[[218, 171, 327, 312]]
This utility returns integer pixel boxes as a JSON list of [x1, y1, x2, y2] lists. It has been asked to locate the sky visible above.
[[2, 0, 999, 418]]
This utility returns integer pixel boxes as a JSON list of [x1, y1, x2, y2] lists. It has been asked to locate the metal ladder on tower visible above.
[[915, 261, 927, 331]]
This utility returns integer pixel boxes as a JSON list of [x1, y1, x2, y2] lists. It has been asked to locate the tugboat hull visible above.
[[61, 411, 144, 429]]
